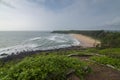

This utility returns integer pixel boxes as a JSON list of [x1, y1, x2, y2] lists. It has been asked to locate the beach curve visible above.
[[70, 34, 101, 48]]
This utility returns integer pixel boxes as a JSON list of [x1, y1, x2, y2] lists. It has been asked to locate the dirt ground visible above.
[[85, 62, 120, 80], [69, 55, 120, 80]]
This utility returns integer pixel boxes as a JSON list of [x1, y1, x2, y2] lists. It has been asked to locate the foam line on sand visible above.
[[70, 34, 101, 48]]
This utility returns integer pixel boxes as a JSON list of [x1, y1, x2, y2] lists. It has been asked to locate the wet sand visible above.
[[70, 34, 101, 48]]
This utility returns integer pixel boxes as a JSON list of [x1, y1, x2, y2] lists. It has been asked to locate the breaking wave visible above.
[[0, 34, 80, 58]]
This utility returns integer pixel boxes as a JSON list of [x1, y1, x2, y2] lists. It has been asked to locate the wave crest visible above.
[[0, 34, 80, 58]]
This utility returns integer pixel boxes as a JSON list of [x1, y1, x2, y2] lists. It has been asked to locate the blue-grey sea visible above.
[[0, 31, 80, 58]]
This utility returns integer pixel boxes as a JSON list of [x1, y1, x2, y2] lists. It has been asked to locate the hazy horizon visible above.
[[0, 0, 120, 31]]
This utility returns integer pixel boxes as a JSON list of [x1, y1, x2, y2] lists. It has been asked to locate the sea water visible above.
[[0, 31, 80, 58]]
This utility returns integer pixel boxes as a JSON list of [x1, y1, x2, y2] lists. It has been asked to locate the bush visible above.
[[1, 55, 90, 80], [101, 32, 120, 48]]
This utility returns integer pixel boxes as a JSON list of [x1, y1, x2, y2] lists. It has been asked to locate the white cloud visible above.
[[0, 0, 120, 30]]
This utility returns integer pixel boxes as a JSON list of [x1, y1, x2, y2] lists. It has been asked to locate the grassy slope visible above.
[[0, 48, 120, 80], [0, 54, 91, 80], [90, 48, 120, 70]]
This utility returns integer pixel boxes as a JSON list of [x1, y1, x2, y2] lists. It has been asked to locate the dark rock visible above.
[[0, 53, 8, 56]]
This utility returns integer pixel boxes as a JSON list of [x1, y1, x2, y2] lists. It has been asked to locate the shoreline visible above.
[[0, 46, 84, 62], [0, 33, 101, 62], [70, 34, 101, 48]]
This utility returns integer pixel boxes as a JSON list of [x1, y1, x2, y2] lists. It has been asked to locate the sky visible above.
[[0, 0, 120, 31]]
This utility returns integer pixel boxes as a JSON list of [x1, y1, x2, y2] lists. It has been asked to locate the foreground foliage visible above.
[[0, 55, 90, 80], [0, 47, 120, 80]]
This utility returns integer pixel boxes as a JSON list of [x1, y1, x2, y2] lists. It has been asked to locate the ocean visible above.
[[0, 31, 80, 58]]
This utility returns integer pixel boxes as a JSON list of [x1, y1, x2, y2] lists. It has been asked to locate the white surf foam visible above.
[[0, 34, 80, 58], [48, 35, 65, 42], [0, 44, 38, 57]]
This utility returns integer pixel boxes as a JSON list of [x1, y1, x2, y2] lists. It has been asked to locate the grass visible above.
[[91, 56, 120, 70], [89, 48, 120, 70], [99, 48, 120, 58]]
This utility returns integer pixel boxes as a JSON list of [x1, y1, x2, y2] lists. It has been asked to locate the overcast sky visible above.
[[0, 0, 120, 31]]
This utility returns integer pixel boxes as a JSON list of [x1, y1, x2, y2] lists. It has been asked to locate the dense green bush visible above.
[[0, 55, 90, 80], [101, 32, 120, 48]]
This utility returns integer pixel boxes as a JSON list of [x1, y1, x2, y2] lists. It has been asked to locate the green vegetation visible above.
[[0, 47, 120, 79], [100, 32, 120, 48], [0, 55, 91, 80], [89, 48, 120, 70], [52, 30, 104, 38], [91, 56, 120, 70], [99, 48, 120, 58]]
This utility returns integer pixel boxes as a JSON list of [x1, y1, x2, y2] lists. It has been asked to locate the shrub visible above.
[[1, 55, 90, 80]]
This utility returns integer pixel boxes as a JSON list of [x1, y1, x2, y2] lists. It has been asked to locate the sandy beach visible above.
[[70, 34, 101, 48]]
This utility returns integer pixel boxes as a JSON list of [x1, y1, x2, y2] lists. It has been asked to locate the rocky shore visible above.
[[0, 46, 83, 62]]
